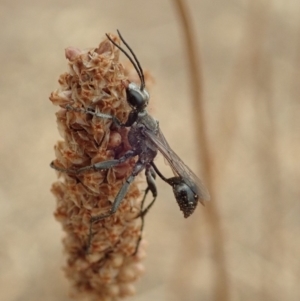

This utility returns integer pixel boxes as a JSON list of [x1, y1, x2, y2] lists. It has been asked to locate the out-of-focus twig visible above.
[[170, 1, 230, 301]]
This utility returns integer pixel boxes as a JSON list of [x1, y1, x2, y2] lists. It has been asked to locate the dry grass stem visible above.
[[49, 34, 148, 301], [172, 1, 229, 300]]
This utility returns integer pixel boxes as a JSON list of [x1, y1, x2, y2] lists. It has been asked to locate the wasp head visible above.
[[105, 31, 148, 112], [126, 82, 149, 111]]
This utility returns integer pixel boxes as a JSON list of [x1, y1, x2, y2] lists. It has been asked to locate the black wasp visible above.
[[51, 30, 210, 254]]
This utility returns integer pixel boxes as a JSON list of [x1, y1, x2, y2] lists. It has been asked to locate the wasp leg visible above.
[[87, 161, 145, 252], [65, 104, 124, 127], [140, 166, 157, 215], [65, 104, 138, 127], [133, 166, 157, 255], [50, 150, 137, 174], [150, 161, 169, 182]]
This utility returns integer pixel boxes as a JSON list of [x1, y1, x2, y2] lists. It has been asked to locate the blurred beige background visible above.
[[0, 0, 299, 300]]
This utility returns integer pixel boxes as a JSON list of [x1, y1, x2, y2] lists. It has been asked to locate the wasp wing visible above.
[[143, 127, 210, 204]]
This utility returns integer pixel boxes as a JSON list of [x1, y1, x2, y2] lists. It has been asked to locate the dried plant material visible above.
[[50, 34, 147, 301]]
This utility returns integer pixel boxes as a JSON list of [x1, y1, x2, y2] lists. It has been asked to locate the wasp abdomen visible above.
[[167, 177, 198, 218]]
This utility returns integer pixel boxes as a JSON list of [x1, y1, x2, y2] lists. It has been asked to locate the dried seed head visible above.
[[50, 34, 148, 300]]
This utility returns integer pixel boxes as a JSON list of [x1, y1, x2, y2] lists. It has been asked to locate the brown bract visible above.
[[50, 34, 147, 301]]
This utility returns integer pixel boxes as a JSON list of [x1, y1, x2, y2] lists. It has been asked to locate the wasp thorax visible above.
[[126, 82, 149, 110], [171, 179, 198, 218]]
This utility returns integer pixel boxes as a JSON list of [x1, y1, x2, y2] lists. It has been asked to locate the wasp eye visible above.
[[126, 89, 145, 108], [126, 82, 149, 110]]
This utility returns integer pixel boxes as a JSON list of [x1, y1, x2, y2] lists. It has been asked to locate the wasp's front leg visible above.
[[50, 150, 137, 174], [65, 104, 137, 127]]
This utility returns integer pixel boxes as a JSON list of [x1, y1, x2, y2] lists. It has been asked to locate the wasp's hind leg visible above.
[[133, 166, 158, 255], [86, 161, 145, 253]]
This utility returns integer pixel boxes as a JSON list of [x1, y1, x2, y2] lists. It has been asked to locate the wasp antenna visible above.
[[116, 30, 145, 90], [105, 33, 143, 87]]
